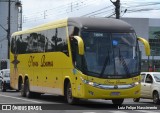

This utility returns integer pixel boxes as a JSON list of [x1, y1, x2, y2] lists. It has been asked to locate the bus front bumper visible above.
[[74, 83, 140, 99]]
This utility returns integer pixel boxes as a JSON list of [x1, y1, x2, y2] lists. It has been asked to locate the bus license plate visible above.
[[111, 92, 120, 96]]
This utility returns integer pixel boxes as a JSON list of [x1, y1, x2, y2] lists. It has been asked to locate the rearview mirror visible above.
[[73, 36, 84, 55], [138, 37, 150, 56]]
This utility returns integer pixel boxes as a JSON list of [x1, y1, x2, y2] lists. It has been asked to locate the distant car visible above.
[[0, 69, 10, 92], [0, 70, 2, 85], [133, 72, 160, 104]]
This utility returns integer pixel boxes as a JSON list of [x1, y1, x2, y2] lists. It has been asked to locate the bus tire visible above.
[[65, 82, 78, 104], [21, 83, 26, 97], [133, 98, 140, 102], [34, 92, 41, 98], [112, 99, 124, 105], [25, 79, 34, 98]]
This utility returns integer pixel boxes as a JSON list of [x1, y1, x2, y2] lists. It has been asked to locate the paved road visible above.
[[0, 90, 159, 113]]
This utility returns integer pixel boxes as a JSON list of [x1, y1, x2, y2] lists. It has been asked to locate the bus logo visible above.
[[11, 54, 20, 70]]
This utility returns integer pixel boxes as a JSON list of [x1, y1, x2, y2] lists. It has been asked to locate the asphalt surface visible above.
[[0, 90, 159, 113]]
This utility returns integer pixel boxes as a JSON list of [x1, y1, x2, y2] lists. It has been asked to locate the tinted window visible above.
[[11, 27, 68, 55]]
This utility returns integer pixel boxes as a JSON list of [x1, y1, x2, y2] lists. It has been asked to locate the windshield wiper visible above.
[[86, 70, 100, 76], [118, 48, 130, 76], [100, 50, 110, 77]]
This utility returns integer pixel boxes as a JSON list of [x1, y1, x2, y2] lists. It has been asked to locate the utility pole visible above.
[[1, 0, 22, 59], [7, 0, 11, 59], [110, 0, 120, 19]]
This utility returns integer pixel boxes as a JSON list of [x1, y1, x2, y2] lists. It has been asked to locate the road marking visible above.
[[0, 94, 42, 103], [135, 110, 159, 113], [82, 112, 96, 113], [109, 111, 128, 113]]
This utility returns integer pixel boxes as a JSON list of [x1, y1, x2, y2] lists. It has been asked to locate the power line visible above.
[[82, 5, 113, 16], [23, 0, 100, 23], [22, 0, 160, 26], [23, 0, 93, 18]]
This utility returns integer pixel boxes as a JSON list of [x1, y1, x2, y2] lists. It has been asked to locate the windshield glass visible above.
[[153, 74, 160, 82], [81, 31, 140, 78]]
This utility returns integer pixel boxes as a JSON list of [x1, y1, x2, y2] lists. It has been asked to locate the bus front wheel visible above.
[[112, 99, 124, 105], [65, 82, 78, 104], [133, 98, 140, 102]]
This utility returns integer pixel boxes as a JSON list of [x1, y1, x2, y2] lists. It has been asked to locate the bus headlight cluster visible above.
[[81, 77, 140, 89], [80, 77, 99, 87], [131, 81, 140, 87]]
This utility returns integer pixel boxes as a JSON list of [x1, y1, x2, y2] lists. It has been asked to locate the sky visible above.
[[21, 0, 160, 29]]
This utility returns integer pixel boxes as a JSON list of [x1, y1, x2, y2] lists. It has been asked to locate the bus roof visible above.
[[68, 17, 134, 32], [12, 17, 134, 36]]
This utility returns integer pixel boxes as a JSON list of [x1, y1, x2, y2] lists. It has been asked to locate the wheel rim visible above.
[[67, 84, 73, 103], [21, 83, 24, 96], [26, 81, 29, 97]]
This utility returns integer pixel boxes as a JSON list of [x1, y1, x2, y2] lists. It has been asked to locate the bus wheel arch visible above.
[[64, 78, 78, 104]]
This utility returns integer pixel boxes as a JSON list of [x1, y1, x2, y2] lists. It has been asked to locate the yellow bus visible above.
[[10, 17, 150, 105]]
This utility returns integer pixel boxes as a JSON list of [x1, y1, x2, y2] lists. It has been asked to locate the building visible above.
[[122, 18, 160, 71], [0, 0, 22, 60]]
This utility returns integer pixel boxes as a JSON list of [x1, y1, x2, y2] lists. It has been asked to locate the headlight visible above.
[[81, 77, 140, 89], [80, 77, 99, 87], [131, 81, 140, 87]]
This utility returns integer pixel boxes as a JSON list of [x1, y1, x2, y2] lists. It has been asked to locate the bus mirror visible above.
[[73, 36, 84, 55], [138, 37, 150, 56]]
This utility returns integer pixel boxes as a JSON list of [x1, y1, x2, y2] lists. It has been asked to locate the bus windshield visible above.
[[81, 31, 140, 78]]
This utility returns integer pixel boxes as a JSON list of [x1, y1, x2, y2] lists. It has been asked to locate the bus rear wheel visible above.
[[25, 79, 35, 98], [65, 82, 78, 104], [21, 83, 26, 97], [112, 99, 124, 105]]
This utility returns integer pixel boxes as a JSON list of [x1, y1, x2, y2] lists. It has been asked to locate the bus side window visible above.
[[17, 35, 28, 54], [11, 37, 17, 54]]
